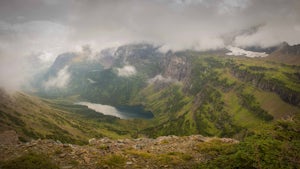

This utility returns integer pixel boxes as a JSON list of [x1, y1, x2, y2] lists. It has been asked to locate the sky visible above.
[[0, 0, 300, 90]]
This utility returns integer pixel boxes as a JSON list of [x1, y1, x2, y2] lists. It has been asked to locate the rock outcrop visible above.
[[266, 42, 300, 65], [162, 54, 191, 82], [231, 65, 300, 107], [0, 134, 238, 169], [0, 130, 19, 145]]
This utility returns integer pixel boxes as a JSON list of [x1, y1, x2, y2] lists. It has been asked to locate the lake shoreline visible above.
[[75, 102, 154, 119]]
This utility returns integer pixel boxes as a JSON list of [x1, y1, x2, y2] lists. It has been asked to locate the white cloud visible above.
[[1, 0, 300, 91], [234, 22, 300, 47], [148, 74, 178, 84], [87, 78, 96, 84], [0, 20, 73, 91], [116, 65, 137, 77], [44, 66, 71, 89], [0, 20, 71, 59]]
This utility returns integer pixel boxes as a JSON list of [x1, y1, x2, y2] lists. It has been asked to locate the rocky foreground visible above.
[[0, 131, 238, 169]]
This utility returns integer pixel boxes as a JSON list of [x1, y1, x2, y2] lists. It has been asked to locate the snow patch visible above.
[[226, 46, 268, 58]]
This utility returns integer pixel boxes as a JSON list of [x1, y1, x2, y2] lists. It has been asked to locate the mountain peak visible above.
[[49, 53, 76, 75], [272, 42, 300, 56], [263, 42, 300, 65], [277, 41, 290, 50]]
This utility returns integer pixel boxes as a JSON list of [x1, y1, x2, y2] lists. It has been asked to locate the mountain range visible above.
[[0, 42, 300, 168]]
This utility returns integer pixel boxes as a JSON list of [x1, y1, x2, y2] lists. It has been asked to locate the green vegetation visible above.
[[0, 152, 59, 169], [138, 54, 299, 139], [100, 154, 126, 168], [18, 49, 297, 142], [197, 115, 300, 169], [2, 51, 300, 143], [124, 149, 194, 166], [240, 91, 273, 121], [0, 92, 149, 144], [0, 47, 299, 168]]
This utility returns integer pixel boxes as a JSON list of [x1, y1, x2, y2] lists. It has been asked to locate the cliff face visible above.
[[111, 44, 192, 83], [48, 53, 77, 76], [275, 42, 300, 55], [266, 42, 300, 65], [230, 65, 300, 107], [162, 54, 191, 82]]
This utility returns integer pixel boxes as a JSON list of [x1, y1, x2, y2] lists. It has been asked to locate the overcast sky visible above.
[[1, 0, 300, 90]]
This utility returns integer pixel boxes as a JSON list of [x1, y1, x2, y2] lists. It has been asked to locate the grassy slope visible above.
[[136, 54, 300, 138], [0, 91, 150, 144], [254, 90, 299, 118], [233, 57, 300, 92], [1, 52, 298, 143]]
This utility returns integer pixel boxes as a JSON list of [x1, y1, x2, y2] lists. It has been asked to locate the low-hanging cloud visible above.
[[67, 0, 300, 50], [0, 20, 72, 91], [148, 74, 179, 84], [116, 65, 137, 77], [43, 66, 71, 89], [0, 0, 300, 91]]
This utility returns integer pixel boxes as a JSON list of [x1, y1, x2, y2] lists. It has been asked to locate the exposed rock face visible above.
[[0, 130, 19, 145], [0, 135, 238, 169], [98, 43, 192, 82], [48, 53, 77, 76], [114, 43, 162, 65], [275, 42, 300, 55], [97, 48, 117, 69], [231, 66, 300, 107], [162, 54, 191, 82], [267, 42, 300, 65], [116, 43, 160, 56], [109, 43, 164, 78], [244, 45, 278, 54]]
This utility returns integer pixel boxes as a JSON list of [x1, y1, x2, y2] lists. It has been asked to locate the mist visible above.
[[44, 66, 71, 89], [116, 65, 137, 77], [0, 0, 300, 90]]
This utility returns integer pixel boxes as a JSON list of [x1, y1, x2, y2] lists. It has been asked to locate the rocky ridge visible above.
[[230, 64, 300, 107], [0, 132, 238, 169], [266, 42, 300, 65]]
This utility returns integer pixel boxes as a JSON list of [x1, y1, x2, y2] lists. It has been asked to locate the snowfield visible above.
[[226, 46, 268, 58]]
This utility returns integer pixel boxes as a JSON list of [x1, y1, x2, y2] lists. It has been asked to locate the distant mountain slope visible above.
[[1, 43, 299, 169], [29, 43, 300, 139], [266, 42, 300, 65], [136, 53, 300, 138]]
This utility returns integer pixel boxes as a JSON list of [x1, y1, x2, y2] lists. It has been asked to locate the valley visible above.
[[1, 43, 300, 168], [1, 1, 300, 168]]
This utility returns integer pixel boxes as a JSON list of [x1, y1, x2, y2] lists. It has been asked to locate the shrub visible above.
[[101, 154, 126, 168], [1, 152, 59, 169]]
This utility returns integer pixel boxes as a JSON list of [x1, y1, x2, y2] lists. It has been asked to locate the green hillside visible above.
[[1, 48, 299, 169], [2, 48, 299, 143], [133, 53, 299, 139], [0, 90, 150, 144]]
